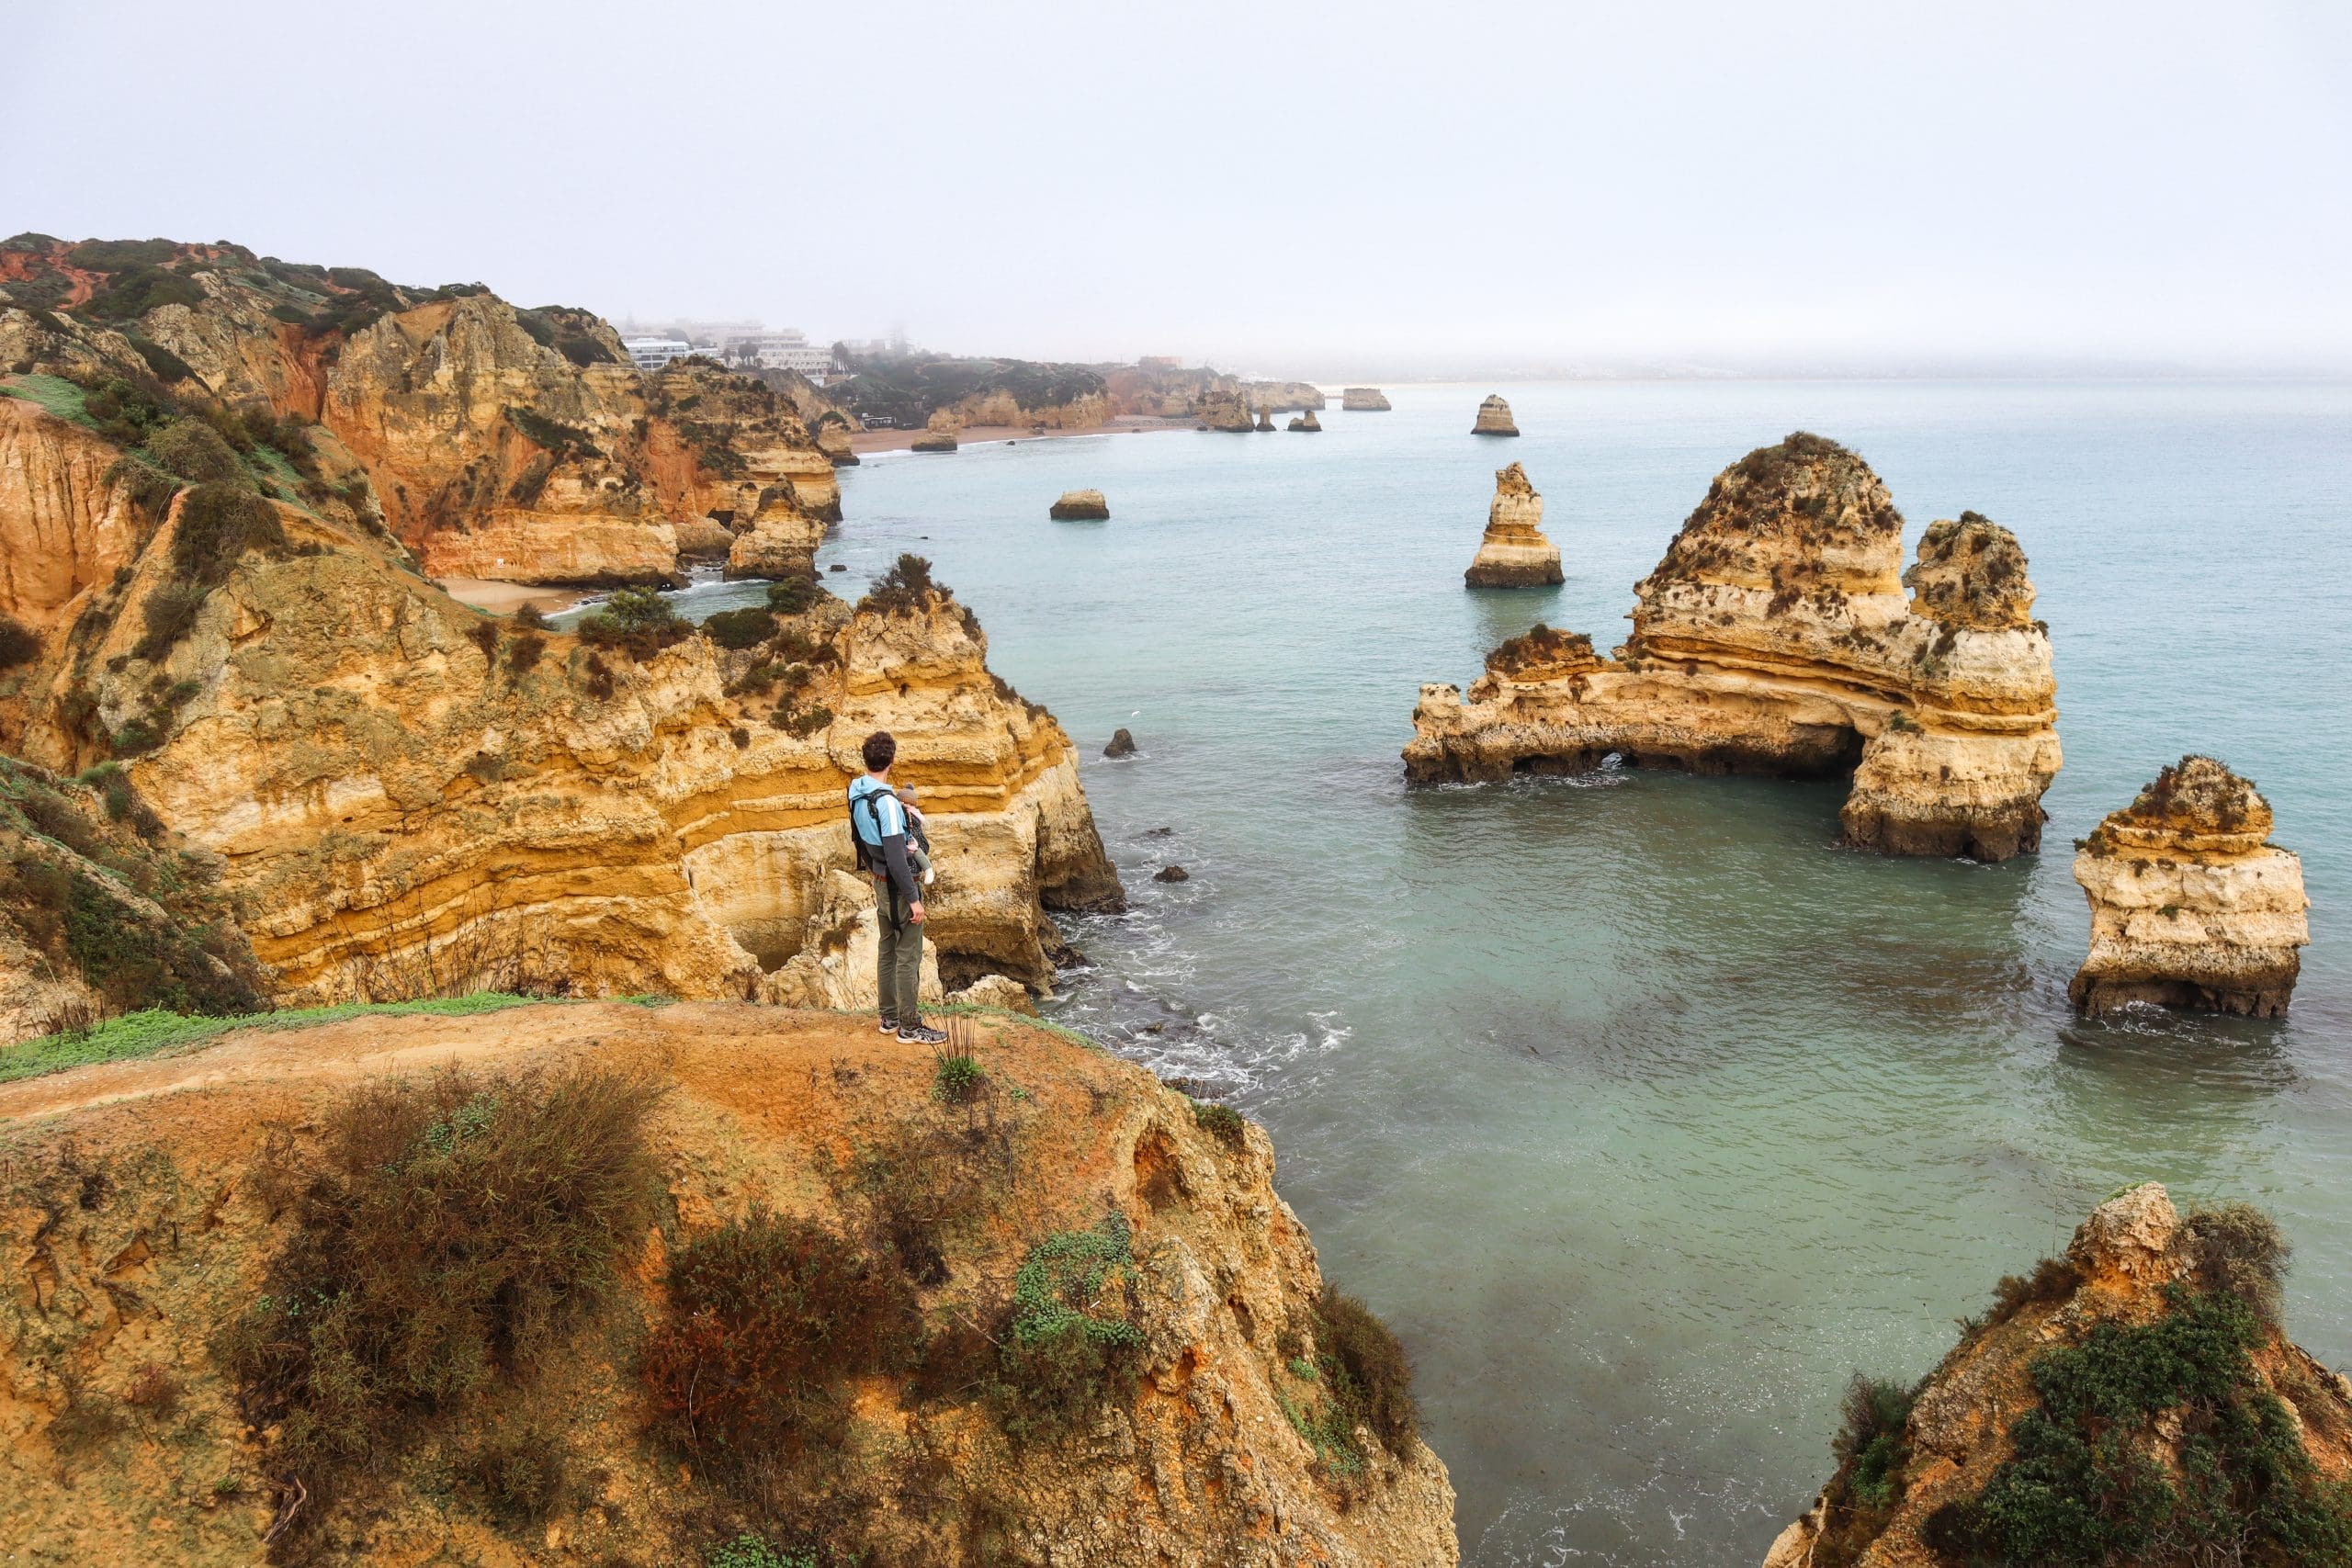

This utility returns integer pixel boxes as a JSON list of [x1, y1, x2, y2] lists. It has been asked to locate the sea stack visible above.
[[1103, 728, 1138, 758], [1050, 489, 1111, 520], [2068, 756, 2310, 1018], [1471, 394, 1519, 436], [1254, 407, 1277, 432], [1761, 1183, 2352, 1568], [1341, 387, 1392, 411], [1463, 463, 1564, 588], [1194, 389, 1255, 432], [1288, 411, 1322, 431], [1407, 435, 2062, 861]]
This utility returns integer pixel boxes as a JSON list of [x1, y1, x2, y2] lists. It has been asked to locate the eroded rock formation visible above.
[[1471, 394, 1518, 436], [0, 238, 1125, 1036], [1763, 1183, 2352, 1567], [1408, 435, 2062, 860], [0, 1003, 1461, 1566], [1050, 489, 1109, 520], [2069, 756, 2309, 1017], [1341, 387, 1391, 411], [1463, 462, 1563, 588], [1193, 388, 1256, 433], [1288, 411, 1321, 432]]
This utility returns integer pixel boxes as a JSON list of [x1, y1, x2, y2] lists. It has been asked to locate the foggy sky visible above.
[[10, 0, 2351, 377]]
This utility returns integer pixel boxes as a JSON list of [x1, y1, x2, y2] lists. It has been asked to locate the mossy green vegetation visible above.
[[997, 1214, 1145, 1440], [577, 585, 690, 662]]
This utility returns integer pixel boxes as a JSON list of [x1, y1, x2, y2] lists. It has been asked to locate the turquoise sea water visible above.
[[650, 381, 2352, 1566]]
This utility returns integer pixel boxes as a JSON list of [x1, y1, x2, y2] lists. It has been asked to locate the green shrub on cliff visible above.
[[0, 615, 38, 671], [998, 1215, 1145, 1441], [147, 417, 245, 484], [703, 605, 778, 649], [172, 479, 288, 587], [578, 586, 690, 663]]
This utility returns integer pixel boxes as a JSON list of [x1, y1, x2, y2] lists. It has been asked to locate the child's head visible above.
[[895, 784, 920, 810]]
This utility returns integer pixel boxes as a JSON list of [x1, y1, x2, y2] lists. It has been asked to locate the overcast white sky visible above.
[[10, 1, 2351, 376]]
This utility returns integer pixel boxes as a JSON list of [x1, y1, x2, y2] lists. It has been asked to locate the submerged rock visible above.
[[1049, 489, 1111, 521], [1103, 728, 1138, 758], [1761, 1183, 2352, 1568], [1154, 864, 1190, 883], [1341, 387, 1392, 411], [1470, 394, 1519, 436], [1407, 435, 2062, 861], [2068, 755, 2310, 1017], [1464, 463, 1564, 588], [1288, 411, 1322, 432]]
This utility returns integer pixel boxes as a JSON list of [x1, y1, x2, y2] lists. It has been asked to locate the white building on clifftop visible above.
[[622, 336, 694, 371], [723, 330, 835, 382]]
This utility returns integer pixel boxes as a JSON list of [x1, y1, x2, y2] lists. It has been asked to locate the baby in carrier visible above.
[[896, 785, 936, 886]]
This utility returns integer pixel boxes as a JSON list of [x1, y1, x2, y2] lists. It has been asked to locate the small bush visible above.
[[107, 457, 183, 521], [123, 1360, 182, 1416], [999, 1215, 1143, 1440], [506, 633, 546, 675], [0, 615, 39, 670], [577, 586, 689, 663], [1315, 1284, 1419, 1455], [1830, 1374, 1914, 1511], [768, 704, 831, 738], [504, 406, 602, 459], [703, 606, 778, 649], [708, 1535, 817, 1568], [1192, 1100, 1246, 1149], [641, 1211, 921, 1474], [858, 553, 947, 615], [765, 576, 817, 615], [2185, 1201, 2290, 1325], [459, 1418, 569, 1523], [146, 417, 245, 484], [172, 480, 288, 587], [933, 1050, 985, 1103], [467, 619, 499, 660], [131, 582, 209, 661], [219, 1066, 662, 1529], [513, 602, 550, 631]]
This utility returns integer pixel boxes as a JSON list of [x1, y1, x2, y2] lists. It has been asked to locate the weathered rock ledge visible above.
[[0, 1003, 1461, 1567], [1408, 435, 2062, 860], [1464, 462, 1563, 588], [2069, 755, 2310, 1017]]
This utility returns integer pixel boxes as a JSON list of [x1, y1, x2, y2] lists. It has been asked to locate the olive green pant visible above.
[[874, 876, 923, 1028]]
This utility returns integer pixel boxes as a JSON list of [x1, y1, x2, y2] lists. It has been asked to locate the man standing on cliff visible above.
[[849, 730, 944, 1044]]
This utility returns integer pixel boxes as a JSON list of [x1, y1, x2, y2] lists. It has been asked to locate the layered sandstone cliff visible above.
[[1408, 436, 2062, 860], [0, 239, 1126, 1037], [0, 1002, 1461, 1566], [1341, 387, 1391, 411], [1470, 393, 1518, 436], [2069, 756, 2309, 1017], [1463, 462, 1563, 588], [1, 237, 839, 588], [1763, 1183, 2352, 1568]]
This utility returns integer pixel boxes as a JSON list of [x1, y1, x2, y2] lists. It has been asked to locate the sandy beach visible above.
[[848, 414, 1193, 455], [435, 577, 596, 615]]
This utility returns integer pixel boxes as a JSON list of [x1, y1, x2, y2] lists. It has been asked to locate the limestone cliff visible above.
[[2069, 756, 2310, 1017], [1470, 394, 1518, 436], [1408, 437, 2062, 861], [0, 239, 1125, 1039], [1763, 1183, 2352, 1568], [1341, 387, 1392, 411], [0, 1002, 1460, 1566], [1, 236, 839, 588], [1101, 366, 1324, 419], [1463, 462, 1563, 588], [1193, 387, 1257, 433]]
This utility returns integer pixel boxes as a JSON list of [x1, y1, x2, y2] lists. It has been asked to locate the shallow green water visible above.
[[649, 381, 2352, 1565]]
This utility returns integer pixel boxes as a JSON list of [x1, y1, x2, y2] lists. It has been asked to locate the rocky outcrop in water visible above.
[[1762, 1183, 2352, 1568], [1288, 411, 1321, 432], [1049, 489, 1109, 520], [1407, 436, 2062, 860], [1471, 394, 1518, 436], [0, 1002, 1460, 1566], [1341, 387, 1391, 411], [1254, 407, 1277, 432], [1463, 462, 1563, 588], [1193, 389, 1256, 433], [1103, 728, 1137, 758], [2069, 756, 2309, 1017]]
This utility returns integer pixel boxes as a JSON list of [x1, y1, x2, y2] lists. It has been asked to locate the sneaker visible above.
[[897, 1023, 948, 1045], [877, 1016, 900, 1034]]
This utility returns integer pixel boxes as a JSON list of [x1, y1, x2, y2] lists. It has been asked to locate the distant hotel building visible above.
[[621, 336, 695, 371], [722, 330, 836, 383]]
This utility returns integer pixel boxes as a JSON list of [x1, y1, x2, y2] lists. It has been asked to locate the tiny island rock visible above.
[[1288, 411, 1322, 432], [1341, 387, 1392, 411], [1471, 394, 1519, 436], [1464, 463, 1564, 588], [1154, 864, 1190, 882], [1050, 489, 1111, 521], [1103, 728, 1138, 758], [2069, 755, 2311, 1017]]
